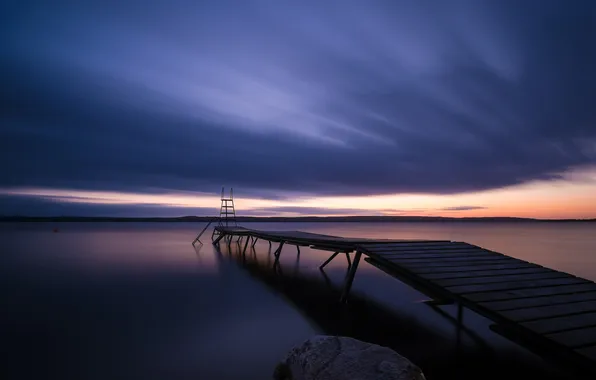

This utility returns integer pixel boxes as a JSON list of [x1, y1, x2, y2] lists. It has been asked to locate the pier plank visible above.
[[500, 300, 596, 322], [522, 312, 596, 334], [398, 258, 523, 270], [361, 241, 454, 249], [576, 346, 596, 361], [464, 283, 596, 303], [422, 267, 550, 280], [447, 277, 587, 294], [547, 327, 596, 348], [434, 272, 570, 287], [366, 244, 478, 253], [390, 255, 512, 265], [402, 262, 540, 275], [480, 292, 596, 311], [374, 248, 491, 258]]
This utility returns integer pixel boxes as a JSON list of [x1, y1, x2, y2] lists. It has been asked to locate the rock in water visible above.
[[274, 335, 425, 380]]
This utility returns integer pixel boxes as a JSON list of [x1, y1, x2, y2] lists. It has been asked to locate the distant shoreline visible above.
[[1, 216, 595, 223]]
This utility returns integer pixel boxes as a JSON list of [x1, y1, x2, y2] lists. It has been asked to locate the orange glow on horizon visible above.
[[2, 167, 596, 219]]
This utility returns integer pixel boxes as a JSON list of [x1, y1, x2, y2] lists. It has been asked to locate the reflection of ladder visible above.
[[211, 187, 237, 241]]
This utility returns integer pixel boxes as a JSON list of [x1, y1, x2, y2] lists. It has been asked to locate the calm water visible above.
[[1, 222, 595, 379]]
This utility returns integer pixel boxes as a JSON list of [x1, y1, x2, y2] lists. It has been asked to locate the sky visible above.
[[1, 0, 596, 218]]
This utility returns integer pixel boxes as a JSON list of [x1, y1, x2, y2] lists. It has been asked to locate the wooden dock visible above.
[[212, 225, 596, 375]]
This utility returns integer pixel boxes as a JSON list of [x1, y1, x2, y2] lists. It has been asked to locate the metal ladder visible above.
[[211, 187, 237, 241]]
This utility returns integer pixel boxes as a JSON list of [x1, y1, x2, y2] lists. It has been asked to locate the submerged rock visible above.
[[274, 335, 425, 380]]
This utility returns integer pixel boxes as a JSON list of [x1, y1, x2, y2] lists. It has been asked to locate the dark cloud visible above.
[[0, 195, 370, 217], [0, 195, 216, 217], [1, 0, 596, 212]]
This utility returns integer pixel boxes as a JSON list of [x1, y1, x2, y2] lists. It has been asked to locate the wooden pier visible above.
[[212, 225, 596, 375]]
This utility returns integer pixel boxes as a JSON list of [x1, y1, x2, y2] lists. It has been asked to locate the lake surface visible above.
[[1, 222, 595, 379]]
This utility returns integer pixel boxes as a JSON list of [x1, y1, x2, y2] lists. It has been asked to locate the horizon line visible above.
[[2, 215, 595, 222]]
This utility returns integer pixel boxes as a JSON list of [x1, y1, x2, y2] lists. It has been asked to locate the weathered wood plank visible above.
[[361, 241, 453, 249], [366, 245, 476, 252], [364, 240, 452, 244], [500, 300, 596, 322], [447, 277, 587, 295], [363, 246, 460, 253], [480, 292, 596, 311], [391, 255, 511, 265], [310, 245, 352, 252], [378, 250, 499, 259], [422, 267, 550, 280], [576, 345, 596, 361], [398, 257, 520, 269], [434, 272, 569, 287], [465, 283, 596, 303], [546, 326, 596, 348], [374, 248, 491, 258], [403, 262, 540, 275], [363, 243, 474, 252], [522, 312, 596, 334]]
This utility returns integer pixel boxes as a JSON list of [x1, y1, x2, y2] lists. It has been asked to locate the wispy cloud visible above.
[[1, 0, 595, 216], [441, 206, 487, 211]]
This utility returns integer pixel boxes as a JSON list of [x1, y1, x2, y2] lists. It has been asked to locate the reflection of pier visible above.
[[212, 225, 596, 377], [214, 242, 570, 380]]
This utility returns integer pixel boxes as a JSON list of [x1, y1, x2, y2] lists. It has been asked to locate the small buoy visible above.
[[53, 228, 59, 233]]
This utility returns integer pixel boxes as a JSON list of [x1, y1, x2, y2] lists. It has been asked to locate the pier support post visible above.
[[456, 303, 464, 350], [213, 233, 227, 245], [242, 235, 250, 254], [457, 303, 463, 325], [251, 237, 258, 248], [273, 241, 286, 264], [340, 251, 362, 303], [319, 252, 340, 270], [320, 251, 353, 270], [296, 246, 300, 254], [275, 241, 285, 258]]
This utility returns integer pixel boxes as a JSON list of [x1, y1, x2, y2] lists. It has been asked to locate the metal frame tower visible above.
[[211, 187, 237, 241]]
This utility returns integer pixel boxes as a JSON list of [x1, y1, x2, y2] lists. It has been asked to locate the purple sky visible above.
[[1, 0, 596, 217]]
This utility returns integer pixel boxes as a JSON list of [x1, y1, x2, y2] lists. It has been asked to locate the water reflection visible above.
[[1, 222, 593, 380], [216, 239, 579, 380]]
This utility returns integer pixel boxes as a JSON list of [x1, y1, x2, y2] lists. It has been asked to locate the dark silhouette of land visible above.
[[1, 215, 595, 223]]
